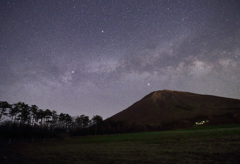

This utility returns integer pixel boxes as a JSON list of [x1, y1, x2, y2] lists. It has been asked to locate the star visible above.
[[0, 0, 239, 119]]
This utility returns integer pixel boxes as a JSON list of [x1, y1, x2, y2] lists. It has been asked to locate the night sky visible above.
[[1, 0, 240, 119]]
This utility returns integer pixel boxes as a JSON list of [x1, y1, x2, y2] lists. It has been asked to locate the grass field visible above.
[[1, 125, 240, 164]]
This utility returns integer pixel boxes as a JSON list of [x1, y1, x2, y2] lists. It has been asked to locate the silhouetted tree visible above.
[[92, 115, 103, 125], [91, 115, 103, 135], [44, 109, 52, 126], [30, 105, 38, 125], [65, 114, 72, 127], [59, 113, 72, 127], [9, 104, 19, 123], [0, 101, 11, 121], [51, 110, 58, 124], [75, 115, 89, 128], [18, 102, 30, 124], [49, 110, 58, 136], [11, 102, 23, 123], [37, 109, 45, 126], [59, 113, 65, 127]]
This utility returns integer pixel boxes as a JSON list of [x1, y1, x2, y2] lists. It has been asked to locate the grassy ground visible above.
[[1, 125, 240, 164]]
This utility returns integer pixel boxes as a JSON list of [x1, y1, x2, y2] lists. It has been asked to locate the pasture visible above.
[[1, 125, 240, 164]]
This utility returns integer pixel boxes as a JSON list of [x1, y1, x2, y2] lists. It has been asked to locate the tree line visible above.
[[0, 101, 103, 127], [1, 100, 184, 143], [0, 101, 103, 143]]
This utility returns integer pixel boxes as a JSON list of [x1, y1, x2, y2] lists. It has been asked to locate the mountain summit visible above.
[[108, 90, 240, 130]]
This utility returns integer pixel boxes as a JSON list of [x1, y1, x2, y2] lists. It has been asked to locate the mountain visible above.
[[107, 90, 240, 130]]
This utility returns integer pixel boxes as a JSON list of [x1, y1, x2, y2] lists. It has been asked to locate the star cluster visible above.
[[0, 0, 240, 118]]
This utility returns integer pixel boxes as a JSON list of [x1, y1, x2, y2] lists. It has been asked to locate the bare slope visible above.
[[108, 90, 240, 127]]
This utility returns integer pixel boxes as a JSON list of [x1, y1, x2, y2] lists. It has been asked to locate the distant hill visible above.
[[107, 90, 240, 130]]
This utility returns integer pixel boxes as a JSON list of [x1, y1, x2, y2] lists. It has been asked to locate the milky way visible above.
[[1, 0, 240, 118]]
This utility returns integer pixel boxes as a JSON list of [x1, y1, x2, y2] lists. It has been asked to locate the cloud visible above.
[[218, 58, 238, 69], [189, 60, 213, 77], [85, 59, 119, 74], [61, 71, 73, 83]]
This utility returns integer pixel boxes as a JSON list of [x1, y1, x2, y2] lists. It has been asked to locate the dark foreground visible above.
[[1, 125, 240, 164]]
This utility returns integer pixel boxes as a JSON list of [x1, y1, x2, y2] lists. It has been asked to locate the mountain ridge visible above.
[[108, 90, 240, 130]]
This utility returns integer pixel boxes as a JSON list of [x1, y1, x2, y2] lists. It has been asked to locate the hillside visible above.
[[108, 90, 240, 130]]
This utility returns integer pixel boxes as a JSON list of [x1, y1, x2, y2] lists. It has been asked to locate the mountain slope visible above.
[[108, 90, 240, 129]]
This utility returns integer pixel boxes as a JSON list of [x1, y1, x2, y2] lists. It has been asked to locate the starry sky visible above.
[[1, 0, 240, 119]]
